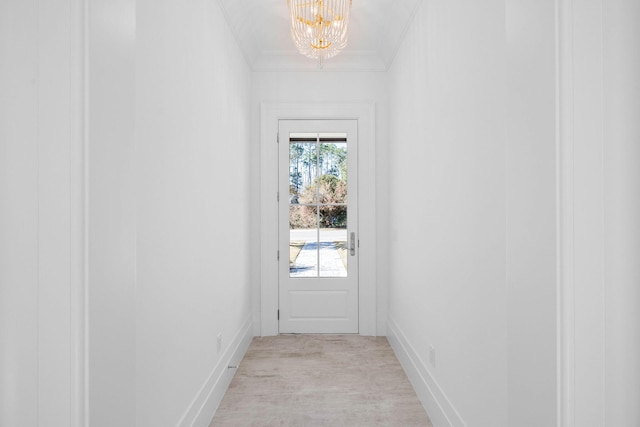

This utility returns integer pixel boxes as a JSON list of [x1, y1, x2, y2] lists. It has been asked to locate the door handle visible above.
[[349, 232, 356, 256]]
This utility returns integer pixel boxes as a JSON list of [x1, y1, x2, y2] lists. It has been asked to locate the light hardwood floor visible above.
[[211, 334, 433, 426]]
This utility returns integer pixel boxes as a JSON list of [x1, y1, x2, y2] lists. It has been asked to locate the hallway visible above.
[[2, 0, 640, 426]]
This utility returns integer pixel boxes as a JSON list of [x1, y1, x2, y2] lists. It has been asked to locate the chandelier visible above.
[[287, 0, 353, 67]]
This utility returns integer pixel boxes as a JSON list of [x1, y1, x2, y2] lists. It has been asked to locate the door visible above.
[[278, 119, 358, 333]]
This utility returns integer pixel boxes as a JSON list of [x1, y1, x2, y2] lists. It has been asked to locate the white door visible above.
[[278, 119, 358, 333]]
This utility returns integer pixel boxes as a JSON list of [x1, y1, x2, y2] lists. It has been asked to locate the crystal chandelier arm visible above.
[[287, 0, 352, 62]]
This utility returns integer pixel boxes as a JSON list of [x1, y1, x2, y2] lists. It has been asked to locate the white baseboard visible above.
[[387, 317, 466, 427], [178, 316, 254, 427]]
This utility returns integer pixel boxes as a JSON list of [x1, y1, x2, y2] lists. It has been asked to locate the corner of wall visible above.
[[178, 316, 254, 427], [386, 317, 466, 427]]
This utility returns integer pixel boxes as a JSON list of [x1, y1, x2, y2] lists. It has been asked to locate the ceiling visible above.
[[217, 0, 423, 71]]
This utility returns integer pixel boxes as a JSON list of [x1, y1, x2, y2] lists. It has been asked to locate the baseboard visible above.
[[177, 316, 254, 427], [387, 317, 466, 427]]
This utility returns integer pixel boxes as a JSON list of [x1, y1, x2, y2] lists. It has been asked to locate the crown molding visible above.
[[252, 50, 387, 72]]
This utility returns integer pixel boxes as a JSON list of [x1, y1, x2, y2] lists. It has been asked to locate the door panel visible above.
[[278, 119, 358, 333]]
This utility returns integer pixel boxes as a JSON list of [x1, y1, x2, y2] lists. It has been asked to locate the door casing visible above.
[[258, 103, 378, 336]]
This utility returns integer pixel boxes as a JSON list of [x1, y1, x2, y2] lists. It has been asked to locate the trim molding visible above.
[[177, 316, 254, 427], [556, 0, 575, 425], [70, 0, 88, 425], [387, 317, 466, 427]]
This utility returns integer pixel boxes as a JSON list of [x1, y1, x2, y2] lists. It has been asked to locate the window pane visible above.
[[289, 205, 318, 277], [319, 207, 347, 277], [288, 132, 349, 279], [289, 138, 318, 204], [318, 142, 347, 204]]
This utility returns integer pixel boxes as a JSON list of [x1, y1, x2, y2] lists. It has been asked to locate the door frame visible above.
[[259, 103, 377, 336]]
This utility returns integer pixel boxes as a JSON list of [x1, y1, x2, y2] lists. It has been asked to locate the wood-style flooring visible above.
[[211, 334, 433, 426]]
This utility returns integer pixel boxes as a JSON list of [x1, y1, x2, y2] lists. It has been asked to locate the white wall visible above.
[[389, 0, 640, 426], [87, 0, 137, 425], [0, 3, 40, 424], [388, 0, 559, 424], [505, 0, 558, 424], [251, 71, 389, 335], [387, 0, 509, 425], [136, 1, 252, 426], [2, 0, 252, 426], [568, 0, 640, 425], [602, 2, 640, 423], [1, 1, 83, 426]]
